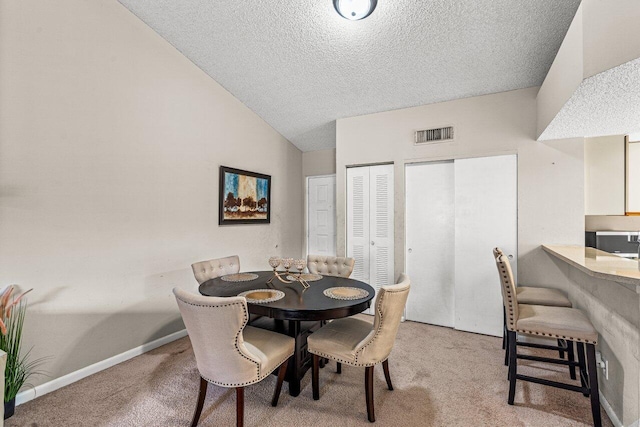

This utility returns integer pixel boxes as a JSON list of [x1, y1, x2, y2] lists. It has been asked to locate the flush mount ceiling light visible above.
[[333, 0, 377, 21]]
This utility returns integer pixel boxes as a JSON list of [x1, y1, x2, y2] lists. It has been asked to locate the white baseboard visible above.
[[15, 329, 188, 406], [599, 390, 623, 427]]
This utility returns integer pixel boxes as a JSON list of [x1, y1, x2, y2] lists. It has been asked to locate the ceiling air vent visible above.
[[415, 126, 454, 144]]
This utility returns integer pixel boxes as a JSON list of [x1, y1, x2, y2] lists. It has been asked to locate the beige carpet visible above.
[[6, 318, 612, 426]]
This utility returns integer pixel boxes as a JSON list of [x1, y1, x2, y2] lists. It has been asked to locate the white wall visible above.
[[537, 4, 584, 138], [584, 135, 626, 215], [0, 0, 303, 387], [336, 87, 585, 288], [582, 0, 640, 78], [302, 148, 336, 177], [537, 0, 640, 139]]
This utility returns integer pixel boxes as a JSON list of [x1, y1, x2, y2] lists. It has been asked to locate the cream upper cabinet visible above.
[[584, 135, 626, 215], [627, 139, 640, 213]]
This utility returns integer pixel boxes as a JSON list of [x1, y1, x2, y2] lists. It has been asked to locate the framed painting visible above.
[[219, 166, 271, 225]]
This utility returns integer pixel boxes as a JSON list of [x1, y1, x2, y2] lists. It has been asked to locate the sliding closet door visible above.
[[454, 154, 517, 337], [347, 164, 394, 314], [405, 161, 455, 326]]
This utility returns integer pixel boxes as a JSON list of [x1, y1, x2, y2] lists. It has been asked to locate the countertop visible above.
[[542, 245, 640, 290]]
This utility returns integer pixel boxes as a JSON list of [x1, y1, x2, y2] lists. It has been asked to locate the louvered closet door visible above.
[[346, 164, 394, 315], [367, 164, 394, 313], [347, 167, 371, 283]]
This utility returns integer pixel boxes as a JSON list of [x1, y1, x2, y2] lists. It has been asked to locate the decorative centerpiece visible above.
[[267, 257, 310, 289]]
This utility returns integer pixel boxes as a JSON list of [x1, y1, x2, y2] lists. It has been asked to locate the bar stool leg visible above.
[[504, 342, 510, 367], [502, 310, 507, 350], [507, 331, 517, 404], [558, 338, 565, 359], [576, 342, 588, 396], [567, 340, 576, 380], [503, 309, 510, 367], [586, 344, 602, 427]]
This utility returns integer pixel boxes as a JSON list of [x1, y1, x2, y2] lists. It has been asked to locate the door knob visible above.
[[508, 254, 514, 260], [371, 241, 375, 246], [408, 248, 412, 253]]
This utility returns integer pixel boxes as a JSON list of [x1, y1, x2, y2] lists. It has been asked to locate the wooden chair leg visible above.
[[576, 341, 589, 396], [191, 377, 208, 427], [567, 340, 576, 380], [337, 362, 342, 374], [236, 387, 244, 427], [586, 344, 602, 427], [312, 354, 320, 400], [365, 366, 375, 422], [507, 331, 517, 405], [272, 359, 289, 407], [382, 359, 393, 390]]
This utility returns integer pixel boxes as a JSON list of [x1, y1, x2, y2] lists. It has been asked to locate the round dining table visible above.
[[199, 271, 375, 396]]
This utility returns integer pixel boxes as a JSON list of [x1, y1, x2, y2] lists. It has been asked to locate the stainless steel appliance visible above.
[[585, 231, 640, 259]]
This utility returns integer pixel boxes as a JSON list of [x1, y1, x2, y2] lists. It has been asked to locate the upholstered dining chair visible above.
[[191, 255, 240, 285], [173, 288, 294, 427], [496, 255, 602, 427], [307, 255, 355, 278], [493, 247, 573, 365], [307, 274, 410, 423]]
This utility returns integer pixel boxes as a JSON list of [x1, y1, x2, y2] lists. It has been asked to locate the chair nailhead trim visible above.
[[515, 329, 597, 345], [203, 352, 294, 387], [309, 285, 407, 366], [496, 256, 598, 345], [308, 349, 384, 367], [177, 298, 261, 381]]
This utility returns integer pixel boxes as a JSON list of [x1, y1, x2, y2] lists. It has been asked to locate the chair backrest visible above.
[[191, 255, 240, 285], [354, 274, 410, 365], [307, 255, 355, 278], [173, 287, 261, 386], [495, 254, 519, 331], [493, 247, 503, 259]]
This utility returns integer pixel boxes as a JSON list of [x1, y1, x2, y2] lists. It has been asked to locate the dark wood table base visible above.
[[251, 317, 321, 396]]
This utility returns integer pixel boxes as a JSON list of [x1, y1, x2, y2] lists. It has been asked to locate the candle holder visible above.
[[267, 256, 310, 289]]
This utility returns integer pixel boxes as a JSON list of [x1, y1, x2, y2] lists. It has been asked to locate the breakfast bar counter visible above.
[[542, 245, 640, 291], [541, 245, 639, 426]]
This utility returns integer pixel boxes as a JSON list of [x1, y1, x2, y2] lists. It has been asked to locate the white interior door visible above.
[[405, 161, 455, 326], [454, 154, 517, 337], [307, 175, 336, 256], [347, 167, 370, 283], [368, 164, 394, 312]]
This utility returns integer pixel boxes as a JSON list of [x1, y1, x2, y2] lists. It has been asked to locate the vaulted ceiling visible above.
[[118, 0, 581, 152]]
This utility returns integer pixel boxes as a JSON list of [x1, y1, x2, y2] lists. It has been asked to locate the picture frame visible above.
[[219, 166, 271, 225]]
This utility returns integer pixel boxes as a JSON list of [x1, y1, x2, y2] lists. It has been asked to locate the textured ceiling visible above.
[[118, 0, 581, 152], [539, 57, 640, 141]]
